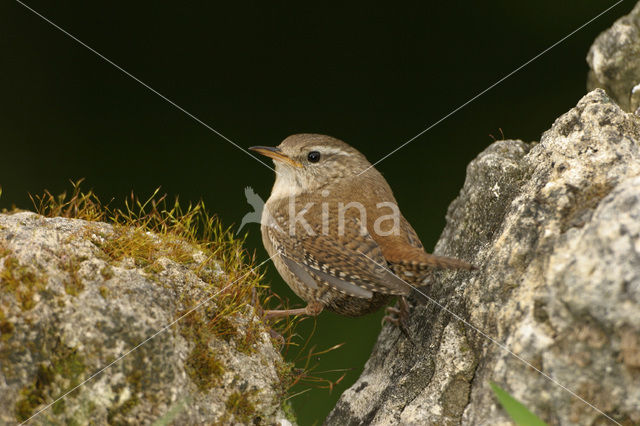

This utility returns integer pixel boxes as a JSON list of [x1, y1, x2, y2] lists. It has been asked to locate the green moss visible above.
[[53, 347, 86, 378], [98, 228, 194, 271], [99, 228, 157, 267], [100, 265, 114, 280], [177, 297, 272, 374], [99, 285, 109, 299], [281, 399, 297, 424], [15, 364, 55, 421], [0, 256, 48, 311], [106, 393, 140, 425], [60, 256, 85, 296], [179, 308, 230, 391], [225, 390, 258, 424], [235, 320, 260, 355], [14, 345, 86, 422], [0, 242, 10, 258], [194, 266, 220, 285], [143, 261, 165, 285], [160, 236, 195, 265], [275, 360, 296, 393], [106, 370, 143, 424], [143, 262, 164, 275], [33, 181, 272, 350], [0, 308, 14, 341], [67, 418, 82, 426], [210, 315, 239, 342], [178, 301, 278, 393], [185, 343, 225, 391]]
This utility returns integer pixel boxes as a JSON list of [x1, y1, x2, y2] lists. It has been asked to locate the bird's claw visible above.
[[381, 298, 415, 345], [381, 306, 403, 326]]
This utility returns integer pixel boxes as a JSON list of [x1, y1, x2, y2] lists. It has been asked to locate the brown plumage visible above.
[[250, 134, 474, 320]]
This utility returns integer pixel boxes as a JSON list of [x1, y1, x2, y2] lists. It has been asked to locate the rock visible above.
[[327, 90, 640, 425], [587, 1, 640, 113], [0, 212, 293, 424]]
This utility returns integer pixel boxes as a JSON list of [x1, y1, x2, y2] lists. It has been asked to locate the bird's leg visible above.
[[382, 306, 401, 325], [398, 296, 410, 323], [382, 296, 413, 343], [263, 301, 324, 319], [262, 303, 323, 348], [382, 296, 409, 326]]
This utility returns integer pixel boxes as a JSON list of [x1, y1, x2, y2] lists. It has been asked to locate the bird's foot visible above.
[[381, 306, 404, 326], [381, 296, 410, 326], [382, 297, 414, 345]]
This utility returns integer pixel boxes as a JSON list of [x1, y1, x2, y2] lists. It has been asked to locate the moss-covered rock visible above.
[[0, 212, 292, 424]]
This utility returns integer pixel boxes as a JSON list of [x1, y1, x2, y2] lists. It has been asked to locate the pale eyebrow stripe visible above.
[[307, 146, 349, 156]]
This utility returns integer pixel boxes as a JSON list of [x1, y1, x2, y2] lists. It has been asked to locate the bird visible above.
[[249, 134, 474, 326]]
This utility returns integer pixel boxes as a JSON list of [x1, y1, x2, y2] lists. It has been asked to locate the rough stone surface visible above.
[[587, 1, 640, 113], [327, 90, 640, 425], [0, 212, 290, 424]]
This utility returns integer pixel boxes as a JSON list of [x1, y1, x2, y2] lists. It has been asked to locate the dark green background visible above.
[[1, 1, 632, 424]]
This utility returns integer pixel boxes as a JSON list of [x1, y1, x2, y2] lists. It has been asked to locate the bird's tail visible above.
[[404, 254, 476, 305], [420, 253, 477, 271], [386, 246, 476, 272]]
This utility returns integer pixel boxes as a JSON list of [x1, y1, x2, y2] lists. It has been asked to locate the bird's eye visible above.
[[307, 151, 321, 163]]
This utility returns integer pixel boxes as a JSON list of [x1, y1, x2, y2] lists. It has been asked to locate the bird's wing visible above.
[[266, 225, 412, 299]]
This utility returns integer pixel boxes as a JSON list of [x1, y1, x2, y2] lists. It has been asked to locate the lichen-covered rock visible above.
[[0, 212, 292, 424], [587, 1, 640, 113], [327, 90, 640, 425]]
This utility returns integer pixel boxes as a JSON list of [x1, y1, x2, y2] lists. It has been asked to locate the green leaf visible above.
[[490, 382, 547, 426]]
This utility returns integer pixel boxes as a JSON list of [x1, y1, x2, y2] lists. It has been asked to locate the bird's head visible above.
[[250, 134, 374, 195]]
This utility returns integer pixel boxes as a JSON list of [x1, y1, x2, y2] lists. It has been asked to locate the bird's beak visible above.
[[249, 146, 302, 168]]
